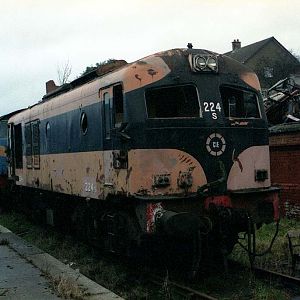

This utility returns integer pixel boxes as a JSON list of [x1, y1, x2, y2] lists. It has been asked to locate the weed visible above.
[[231, 218, 300, 272], [49, 276, 87, 299]]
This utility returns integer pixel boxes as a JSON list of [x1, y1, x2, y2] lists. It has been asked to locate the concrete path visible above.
[[0, 243, 60, 299], [0, 225, 123, 300]]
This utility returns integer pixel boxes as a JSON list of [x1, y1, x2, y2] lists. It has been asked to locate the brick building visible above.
[[269, 123, 300, 218]]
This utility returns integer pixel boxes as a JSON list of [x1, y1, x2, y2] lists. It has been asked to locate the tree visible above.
[[57, 60, 72, 85], [80, 59, 117, 76], [289, 49, 300, 62], [253, 56, 299, 89]]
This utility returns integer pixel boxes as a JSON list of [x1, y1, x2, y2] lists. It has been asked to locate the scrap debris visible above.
[[264, 76, 300, 126]]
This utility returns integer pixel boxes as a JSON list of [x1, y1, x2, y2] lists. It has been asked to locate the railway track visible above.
[[253, 266, 300, 289], [2, 208, 299, 300], [149, 275, 218, 300]]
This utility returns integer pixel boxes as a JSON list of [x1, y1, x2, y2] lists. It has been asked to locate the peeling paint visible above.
[[125, 167, 133, 184]]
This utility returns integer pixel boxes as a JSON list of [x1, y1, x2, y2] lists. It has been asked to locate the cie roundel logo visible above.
[[206, 133, 226, 156]]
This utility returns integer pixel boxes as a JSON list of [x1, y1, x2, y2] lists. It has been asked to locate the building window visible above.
[[264, 67, 274, 78]]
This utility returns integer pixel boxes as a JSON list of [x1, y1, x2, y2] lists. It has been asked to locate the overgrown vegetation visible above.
[[81, 59, 117, 76], [49, 276, 87, 299], [231, 218, 300, 274], [0, 212, 299, 299], [0, 212, 152, 299]]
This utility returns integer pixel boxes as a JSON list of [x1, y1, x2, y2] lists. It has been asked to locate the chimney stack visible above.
[[232, 39, 241, 51]]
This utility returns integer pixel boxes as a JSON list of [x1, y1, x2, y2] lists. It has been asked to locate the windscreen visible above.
[[220, 86, 261, 119], [145, 85, 200, 118]]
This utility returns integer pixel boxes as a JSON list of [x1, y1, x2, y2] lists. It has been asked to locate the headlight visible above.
[[189, 54, 218, 73], [194, 56, 206, 70], [207, 57, 217, 71]]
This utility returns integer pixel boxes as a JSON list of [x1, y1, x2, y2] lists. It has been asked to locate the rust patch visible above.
[[181, 157, 188, 163], [137, 188, 150, 195], [54, 184, 64, 192], [240, 72, 261, 91], [232, 149, 243, 172], [126, 167, 133, 183], [96, 173, 105, 184], [230, 121, 249, 126], [135, 74, 142, 83], [147, 68, 157, 78], [136, 60, 147, 65]]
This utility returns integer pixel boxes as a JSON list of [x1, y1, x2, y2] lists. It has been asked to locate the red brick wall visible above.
[[270, 133, 300, 218]]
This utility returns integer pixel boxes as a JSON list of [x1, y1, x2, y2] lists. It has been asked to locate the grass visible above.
[[49, 276, 88, 299], [231, 218, 300, 273], [0, 211, 299, 299], [0, 212, 152, 299]]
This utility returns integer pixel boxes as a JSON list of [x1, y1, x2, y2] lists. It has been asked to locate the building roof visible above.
[[224, 36, 299, 65]]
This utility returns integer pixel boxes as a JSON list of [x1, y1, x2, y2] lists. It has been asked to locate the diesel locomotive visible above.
[[6, 46, 279, 274]]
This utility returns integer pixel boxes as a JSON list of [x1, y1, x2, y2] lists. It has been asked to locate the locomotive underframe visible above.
[[7, 182, 279, 273]]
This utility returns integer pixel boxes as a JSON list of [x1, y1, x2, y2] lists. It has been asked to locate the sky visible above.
[[1, 0, 300, 116]]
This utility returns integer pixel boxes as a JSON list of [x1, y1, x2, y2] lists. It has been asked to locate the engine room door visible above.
[[101, 86, 114, 192], [100, 83, 126, 197], [8, 123, 15, 177], [8, 123, 23, 178]]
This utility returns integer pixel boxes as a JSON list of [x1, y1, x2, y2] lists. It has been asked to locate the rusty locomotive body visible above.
[[7, 47, 279, 273]]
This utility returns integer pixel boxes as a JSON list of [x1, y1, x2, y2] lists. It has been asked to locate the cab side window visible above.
[[220, 86, 260, 119], [104, 92, 112, 139], [113, 84, 124, 127]]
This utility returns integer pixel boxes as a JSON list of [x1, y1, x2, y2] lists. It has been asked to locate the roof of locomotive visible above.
[[8, 47, 259, 124], [42, 47, 253, 100], [43, 48, 215, 96]]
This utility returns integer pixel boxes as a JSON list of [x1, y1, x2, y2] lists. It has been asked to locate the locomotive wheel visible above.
[[162, 230, 202, 279], [72, 202, 97, 242], [189, 230, 202, 279], [102, 211, 140, 257]]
